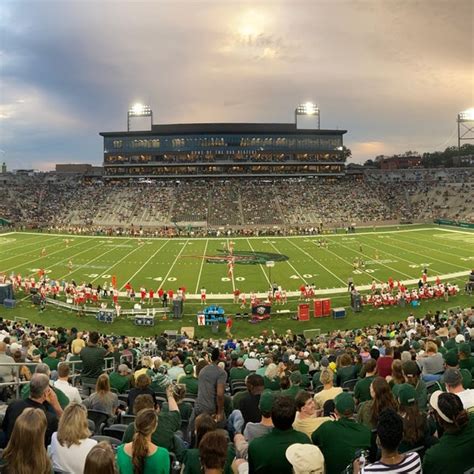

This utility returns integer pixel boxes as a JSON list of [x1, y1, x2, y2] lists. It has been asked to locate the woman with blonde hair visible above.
[[116, 408, 170, 474], [417, 340, 444, 381], [2, 408, 51, 474], [313, 368, 342, 411], [263, 363, 280, 390], [83, 373, 120, 417], [50, 402, 97, 474]]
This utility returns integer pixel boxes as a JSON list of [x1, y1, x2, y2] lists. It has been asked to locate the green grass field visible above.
[[0, 224, 472, 338]]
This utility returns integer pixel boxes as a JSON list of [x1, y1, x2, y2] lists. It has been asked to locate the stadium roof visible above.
[[100, 123, 347, 137]]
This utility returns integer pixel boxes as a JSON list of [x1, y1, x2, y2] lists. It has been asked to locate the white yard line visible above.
[[265, 239, 308, 284], [246, 238, 271, 287], [0, 235, 67, 262], [368, 234, 469, 270], [405, 231, 474, 257], [119, 240, 169, 290], [286, 238, 347, 285], [157, 239, 190, 290], [329, 239, 416, 280], [194, 239, 209, 294], [0, 234, 60, 256], [2, 237, 99, 274]]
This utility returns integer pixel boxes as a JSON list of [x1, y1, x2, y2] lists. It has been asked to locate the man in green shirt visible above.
[[354, 359, 376, 404], [229, 358, 250, 383], [312, 392, 371, 474], [458, 343, 474, 374], [248, 395, 311, 473], [109, 364, 132, 394], [80, 331, 107, 384], [281, 371, 303, 399], [423, 390, 474, 474], [438, 350, 473, 389], [180, 364, 198, 395], [43, 347, 59, 372]]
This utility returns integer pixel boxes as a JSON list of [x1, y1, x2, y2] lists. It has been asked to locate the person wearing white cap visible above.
[[244, 352, 260, 372], [286, 443, 324, 474], [423, 391, 474, 474]]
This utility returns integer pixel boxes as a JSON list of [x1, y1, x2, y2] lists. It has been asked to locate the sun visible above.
[[236, 10, 266, 41]]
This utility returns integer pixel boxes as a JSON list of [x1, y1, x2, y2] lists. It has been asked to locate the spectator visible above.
[[444, 367, 474, 411], [243, 389, 274, 442], [396, 383, 436, 453], [458, 342, 474, 372], [116, 408, 170, 474], [82, 373, 119, 417], [281, 371, 303, 399], [354, 359, 377, 404], [80, 331, 107, 384], [168, 356, 185, 381], [12, 349, 32, 381], [293, 390, 331, 439], [230, 358, 250, 383], [313, 368, 342, 411], [263, 363, 280, 391], [180, 364, 199, 395], [43, 346, 60, 372], [248, 396, 312, 473], [285, 444, 325, 474], [353, 409, 422, 473], [442, 349, 472, 389], [84, 441, 118, 474], [1, 408, 52, 474], [149, 358, 172, 392], [2, 373, 62, 447], [50, 402, 97, 474], [234, 374, 265, 425], [122, 385, 181, 454], [196, 347, 227, 422], [417, 340, 444, 381], [134, 356, 154, 380], [0, 340, 15, 386], [336, 353, 357, 387], [386, 359, 404, 390], [357, 377, 398, 429], [243, 352, 260, 372], [127, 374, 157, 412], [376, 346, 394, 378], [402, 360, 427, 411], [423, 391, 474, 474], [53, 362, 82, 405], [109, 364, 132, 394], [21, 362, 70, 409], [70, 331, 86, 355], [199, 430, 229, 474], [312, 392, 371, 474]]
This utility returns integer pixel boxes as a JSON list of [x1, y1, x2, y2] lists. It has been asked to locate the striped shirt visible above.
[[364, 452, 421, 473]]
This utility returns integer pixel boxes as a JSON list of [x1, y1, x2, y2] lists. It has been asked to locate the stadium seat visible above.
[[87, 410, 110, 434], [91, 435, 122, 448], [121, 413, 136, 425], [103, 424, 128, 441], [342, 378, 359, 392]]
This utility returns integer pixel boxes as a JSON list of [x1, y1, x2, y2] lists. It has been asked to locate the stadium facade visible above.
[[100, 122, 347, 179]]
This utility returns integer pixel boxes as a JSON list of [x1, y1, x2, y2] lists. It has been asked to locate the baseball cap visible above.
[[402, 360, 420, 377], [430, 391, 454, 424], [286, 444, 324, 474], [289, 371, 302, 385], [184, 364, 194, 375], [289, 354, 296, 362], [455, 334, 465, 344], [411, 340, 421, 351], [320, 356, 329, 368], [443, 368, 462, 386], [47, 347, 57, 355], [397, 383, 417, 406], [458, 343, 471, 356], [443, 350, 458, 367], [334, 392, 355, 415], [118, 364, 131, 373], [258, 390, 275, 413]]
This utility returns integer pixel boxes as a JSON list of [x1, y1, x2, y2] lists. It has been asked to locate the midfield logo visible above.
[[201, 250, 289, 265]]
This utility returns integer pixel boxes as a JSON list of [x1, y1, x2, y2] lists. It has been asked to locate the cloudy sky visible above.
[[0, 0, 472, 170]]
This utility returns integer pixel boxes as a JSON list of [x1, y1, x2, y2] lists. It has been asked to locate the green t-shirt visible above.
[[116, 444, 169, 474], [312, 418, 371, 474], [423, 415, 474, 474], [123, 410, 181, 452], [354, 376, 375, 403], [249, 428, 311, 474], [43, 356, 59, 371], [180, 375, 199, 395], [280, 385, 302, 400], [264, 376, 281, 391], [80, 344, 106, 381], [229, 366, 250, 382], [109, 372, 131, 394], [336, 365, 357, 387]]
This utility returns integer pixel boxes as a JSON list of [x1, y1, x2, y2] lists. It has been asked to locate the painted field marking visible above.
[[265, 239, 307, 284], [157, 240, 190, 290], [194, 239, 209, 294], [119, 240, 169, 290], [246, 238, 271, 287]]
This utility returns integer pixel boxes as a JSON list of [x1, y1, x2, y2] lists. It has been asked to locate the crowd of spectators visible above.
[[1, 168, 473, 234], [0, 302, 472, 472]]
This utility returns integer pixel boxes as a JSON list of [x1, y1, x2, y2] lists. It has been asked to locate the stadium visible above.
[[1, 1, 474, 472]]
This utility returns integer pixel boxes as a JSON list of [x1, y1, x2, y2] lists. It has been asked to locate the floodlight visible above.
[[127, 103, 153, 131], [295, 102, 320, 129], [457, 107, 474, 149]]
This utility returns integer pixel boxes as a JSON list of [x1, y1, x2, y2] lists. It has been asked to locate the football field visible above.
[[1, 225, 472, 298]]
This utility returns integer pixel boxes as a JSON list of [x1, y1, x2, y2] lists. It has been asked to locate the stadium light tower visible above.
[[295, 102, 320, 129], [127, 103, 153, 131], [457, 108, 474, 150]]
